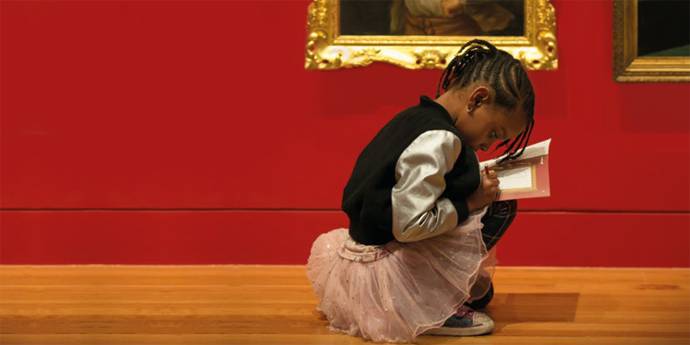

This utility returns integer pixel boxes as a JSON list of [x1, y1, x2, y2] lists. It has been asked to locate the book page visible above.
[[479, 138, 551, 170], [479, 138, 552, 200], [497, 166, 533, 190]]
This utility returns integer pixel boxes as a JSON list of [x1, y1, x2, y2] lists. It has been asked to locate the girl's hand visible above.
[[467, 167, 500, 212]]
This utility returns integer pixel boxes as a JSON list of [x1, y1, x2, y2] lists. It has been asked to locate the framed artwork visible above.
[[613, 0, 690, 82], [305, 0, 557, 70]]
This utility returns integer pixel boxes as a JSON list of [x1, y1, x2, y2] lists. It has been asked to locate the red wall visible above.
[[1, 1, 689, 266]]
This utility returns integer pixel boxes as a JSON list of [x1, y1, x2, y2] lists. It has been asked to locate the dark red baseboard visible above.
[[1, 210, 687, 267]]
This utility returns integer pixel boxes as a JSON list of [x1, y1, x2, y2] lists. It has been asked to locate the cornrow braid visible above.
[[436, 39, 536, 164]]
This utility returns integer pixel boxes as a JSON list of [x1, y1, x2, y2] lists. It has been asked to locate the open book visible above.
[[479, 139, 551, 201]]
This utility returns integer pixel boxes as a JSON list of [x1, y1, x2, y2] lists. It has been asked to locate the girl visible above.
[[307, 39, 535, 343]]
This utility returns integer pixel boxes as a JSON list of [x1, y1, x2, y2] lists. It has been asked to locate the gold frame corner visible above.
[[613, 0, 690, 83]]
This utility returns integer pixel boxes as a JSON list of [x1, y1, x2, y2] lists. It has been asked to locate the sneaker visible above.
[[423, 305, 495, 336]]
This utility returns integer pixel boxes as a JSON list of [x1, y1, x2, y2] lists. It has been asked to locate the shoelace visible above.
[[455, 306, 475, 319]]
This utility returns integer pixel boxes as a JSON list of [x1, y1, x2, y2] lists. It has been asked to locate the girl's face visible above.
[[461, 101, 527, 153], [443, 85, 528, 153]]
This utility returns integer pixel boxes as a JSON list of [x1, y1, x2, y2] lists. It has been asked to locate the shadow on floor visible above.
[[487, 292, 580, 332]]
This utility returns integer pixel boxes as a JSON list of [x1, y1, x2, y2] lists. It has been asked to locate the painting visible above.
[[340, 0, 524, 36], [305, 0, 557, 70], [613, 0, 690, 82]]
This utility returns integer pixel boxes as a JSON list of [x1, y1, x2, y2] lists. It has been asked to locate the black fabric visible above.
[[479, 200, 518, 251], [342, 96, 480, 245]]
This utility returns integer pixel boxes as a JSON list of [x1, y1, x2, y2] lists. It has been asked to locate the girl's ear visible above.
[[468, 86, 490, 112]]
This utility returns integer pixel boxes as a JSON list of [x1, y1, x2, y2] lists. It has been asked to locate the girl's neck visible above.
[[435, 90, 466, 126]]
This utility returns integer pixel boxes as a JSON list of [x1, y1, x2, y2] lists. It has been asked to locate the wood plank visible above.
[[0, 335, 689, 345], [0, 266, 688, 345]]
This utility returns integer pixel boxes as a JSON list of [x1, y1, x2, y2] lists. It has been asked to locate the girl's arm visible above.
[[391, 130, 466, 243]]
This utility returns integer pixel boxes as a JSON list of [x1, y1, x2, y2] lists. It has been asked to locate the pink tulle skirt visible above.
[[306, 207, 496, 343]]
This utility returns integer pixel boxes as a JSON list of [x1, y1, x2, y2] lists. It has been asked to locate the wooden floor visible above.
[[0, 265, 688, 345]]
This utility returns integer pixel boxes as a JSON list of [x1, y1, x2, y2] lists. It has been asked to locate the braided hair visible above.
[[436, 39, 535, 164]]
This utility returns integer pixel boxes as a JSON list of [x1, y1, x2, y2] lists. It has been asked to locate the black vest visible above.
[[341, 96, 480, 245]]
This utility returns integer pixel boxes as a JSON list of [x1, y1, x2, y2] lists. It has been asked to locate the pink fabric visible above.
[[306, 208, 496, 343]]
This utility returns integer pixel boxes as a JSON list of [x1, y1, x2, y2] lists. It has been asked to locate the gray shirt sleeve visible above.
[[391, 130, 463, 243]]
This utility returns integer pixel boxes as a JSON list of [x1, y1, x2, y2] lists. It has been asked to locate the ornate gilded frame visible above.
[[305, 0, 557, 70], [613, 0, 690, 82]]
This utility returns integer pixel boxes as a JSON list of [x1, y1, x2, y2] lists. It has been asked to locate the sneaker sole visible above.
[[423, 319, 495, 337]]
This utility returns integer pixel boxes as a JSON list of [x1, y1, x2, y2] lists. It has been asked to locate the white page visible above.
[[497, 166, 533, 190], [479, 138, 551, 170]]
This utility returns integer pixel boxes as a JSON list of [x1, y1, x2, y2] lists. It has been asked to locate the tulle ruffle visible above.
[[306, 208, 496, 343]]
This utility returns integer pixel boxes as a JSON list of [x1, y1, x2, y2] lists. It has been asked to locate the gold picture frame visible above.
[[613, 0, 690, 82], [305, 0, 557, 70]]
